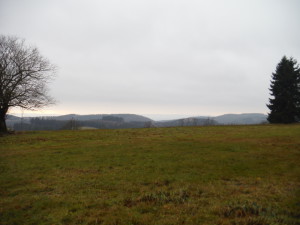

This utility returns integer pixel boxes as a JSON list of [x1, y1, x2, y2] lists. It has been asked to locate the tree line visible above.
[[11, 117, 149, 131], [11, 116, 219, 131]]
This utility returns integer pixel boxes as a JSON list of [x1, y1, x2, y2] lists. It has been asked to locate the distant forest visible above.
[[7, 113, 268, 131], [12, 116, 144, 131], [11, 116, 217, 131]]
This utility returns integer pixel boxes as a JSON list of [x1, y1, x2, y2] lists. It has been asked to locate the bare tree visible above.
[[0, 35, 56, 133]]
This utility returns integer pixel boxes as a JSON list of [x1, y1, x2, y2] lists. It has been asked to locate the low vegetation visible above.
[[0, 125, 299, 224]]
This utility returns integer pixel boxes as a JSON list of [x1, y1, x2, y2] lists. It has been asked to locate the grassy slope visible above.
[[0, 125, 299, 225]]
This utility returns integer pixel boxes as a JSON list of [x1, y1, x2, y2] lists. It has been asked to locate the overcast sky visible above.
[[1, 0, 300, 119]]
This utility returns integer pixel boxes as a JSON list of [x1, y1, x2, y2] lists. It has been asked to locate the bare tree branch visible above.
[[0, 35, 56, 133]]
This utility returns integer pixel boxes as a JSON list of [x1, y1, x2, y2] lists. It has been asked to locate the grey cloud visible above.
[[1, 0, 299, 116]]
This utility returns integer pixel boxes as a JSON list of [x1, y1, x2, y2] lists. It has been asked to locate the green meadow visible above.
[[0, 125, 299, 224]]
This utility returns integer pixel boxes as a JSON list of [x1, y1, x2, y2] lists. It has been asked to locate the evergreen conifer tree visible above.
[[267, 56, 300, 123]]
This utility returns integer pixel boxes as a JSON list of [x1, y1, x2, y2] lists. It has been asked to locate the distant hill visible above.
[[5, 113, 268, 131], [154, 117, 217, 127], [213, 113, 267, 125], [53, 114, 152, 122], [5, 114, 153, 131], [154, 113, 267, 127], [6, 115, 20, 120], [5, 115, 29, 129]]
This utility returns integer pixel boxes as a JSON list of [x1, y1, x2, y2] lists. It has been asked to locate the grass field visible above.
[[0, 125, 299, 224]]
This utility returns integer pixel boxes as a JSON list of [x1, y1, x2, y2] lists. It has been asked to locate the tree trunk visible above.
[[0, 108, 8, 134]]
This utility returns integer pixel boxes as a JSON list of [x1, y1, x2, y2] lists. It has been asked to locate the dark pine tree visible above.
[[267, 56, 300, 123]]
